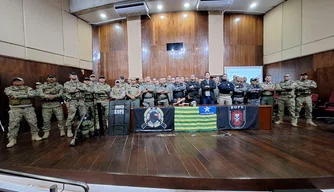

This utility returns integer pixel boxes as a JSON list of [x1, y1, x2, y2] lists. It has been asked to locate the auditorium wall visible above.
[[0, 55, 92, 127], [264, 0, 334, 64], [141, 12, 209, 78], [93, 21, 129, 86], [224, 13, 263, 67], [263, 49, 334, 101], [0, 0, 93, 69]]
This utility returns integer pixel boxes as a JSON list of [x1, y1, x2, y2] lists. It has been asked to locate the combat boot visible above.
[[60, 130, 65, 137], [67, 130, 73, 137], [274, 118, 283, 124], [291, 119, 298, 127], [306, 119, 317, 126], [6, 139, 17, 148], [31, 133, 42, 141], [42, 131, 50, 139]]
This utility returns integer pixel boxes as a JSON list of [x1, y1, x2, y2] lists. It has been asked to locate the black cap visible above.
[[84, 77, 90, 81], [120, 76, 124, 79], [301, 73, 308, 76], [250, 78, 257, 82], [69, 72, 77, 75], [99, 75, 105, 79], [115, 80, 120, 83], [48, 74, 56, 78], [89, 74, 96, 78]]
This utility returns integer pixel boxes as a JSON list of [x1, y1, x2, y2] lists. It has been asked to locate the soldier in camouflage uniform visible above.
[[110, 80, 126, 100], [94, 76, 111, 129], [295, 73, 317, 126], [126, 77, 141, 107], [4, 77, 42, 148], [247, 78, 263, 105], [260, 75, 275, 105], [119, 76, 129, 90], [233, 76, 248, 104], [63, 72, 87, 137], [142, 76, 156, 107], [83, 77, 96, 134], [156, 78, 170, 107], [39, 74, 65, 139], [275, 73, 297, 126]]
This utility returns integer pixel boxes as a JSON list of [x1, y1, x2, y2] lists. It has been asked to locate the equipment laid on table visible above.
[[108, 100, 131, 135]]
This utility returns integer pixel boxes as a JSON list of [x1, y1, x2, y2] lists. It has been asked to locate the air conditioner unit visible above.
[[196, 0, 234, 11], [114, 1, 149, 17]]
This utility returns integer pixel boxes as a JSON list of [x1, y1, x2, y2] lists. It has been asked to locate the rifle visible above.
[[70, 112, 87, 146], [0, 120, 4, 132]]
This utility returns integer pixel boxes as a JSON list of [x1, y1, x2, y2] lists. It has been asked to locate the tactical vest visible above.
[[8, 87, 31, 105]]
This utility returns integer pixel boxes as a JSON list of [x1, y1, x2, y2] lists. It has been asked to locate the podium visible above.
[[108, 100, 131, 135]]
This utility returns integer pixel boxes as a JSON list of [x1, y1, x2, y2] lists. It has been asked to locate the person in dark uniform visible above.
[[217, 74, 235, 105], [173, 76, 186, 103], [186, 74, 200, 105]]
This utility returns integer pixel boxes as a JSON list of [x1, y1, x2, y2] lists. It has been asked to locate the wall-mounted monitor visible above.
[[166, 43, 183, 51]]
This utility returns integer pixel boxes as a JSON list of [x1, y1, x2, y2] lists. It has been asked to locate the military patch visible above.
[[228, 106, 246, 129]]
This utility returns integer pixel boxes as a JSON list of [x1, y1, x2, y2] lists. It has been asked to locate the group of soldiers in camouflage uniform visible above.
[[4, 71, 317, 147], [217, 72, 317, 127], [4, 72, 111, 148]]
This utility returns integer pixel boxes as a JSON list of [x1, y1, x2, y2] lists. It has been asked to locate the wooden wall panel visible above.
[[95, 21, 128, 86], [263, 50, 334, 101], [224, 14, 263, 67], [0, 55, 92, 126], [141, 12, 209, 78]]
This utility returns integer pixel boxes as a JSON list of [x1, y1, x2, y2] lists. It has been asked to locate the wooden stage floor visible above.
[[1, 118, 334, 190]]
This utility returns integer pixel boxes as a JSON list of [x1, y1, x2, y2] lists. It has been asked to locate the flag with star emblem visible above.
[[174, 107, 217, 132], [199, 106, 216, 115]]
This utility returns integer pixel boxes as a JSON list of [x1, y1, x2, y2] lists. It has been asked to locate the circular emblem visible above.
[[143, 108, 164, 128]]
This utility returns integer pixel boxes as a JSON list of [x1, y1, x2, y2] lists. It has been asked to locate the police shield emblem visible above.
[[228, 106, 246, 129]]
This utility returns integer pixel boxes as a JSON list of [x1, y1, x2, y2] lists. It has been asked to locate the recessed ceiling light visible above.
[[234, 18, 240, 22], [160, 15, 165, 19], [250, 3, 257, 8], [100, 13, 107, 19], [157, 5, 163, 10], [184, 3, 190, 8], [183, 14, 188, 18]]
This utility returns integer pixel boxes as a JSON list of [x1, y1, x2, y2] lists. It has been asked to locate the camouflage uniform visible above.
[[63, 80, 87, 137], [260, 82, 275, 105], [295, 79, 317, 126], [5, 82, 42, 147], [233, 83, 247, 104], [127, 83, 141, 107], [247, 81, 263, 105], [275, 80, 297, 126], [156, 84, 170, 107], [84, 82, 96, 133], [39, 82, 65, 138], [142, 83, 156, 107], [95, 82, 111, 129]]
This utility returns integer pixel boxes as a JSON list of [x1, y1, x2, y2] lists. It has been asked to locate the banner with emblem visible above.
[[216, 106, 259, 130], [133, 107, 175, 132]]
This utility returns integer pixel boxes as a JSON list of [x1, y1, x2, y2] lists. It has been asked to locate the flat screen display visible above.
[[166, 43, 183, 51]]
